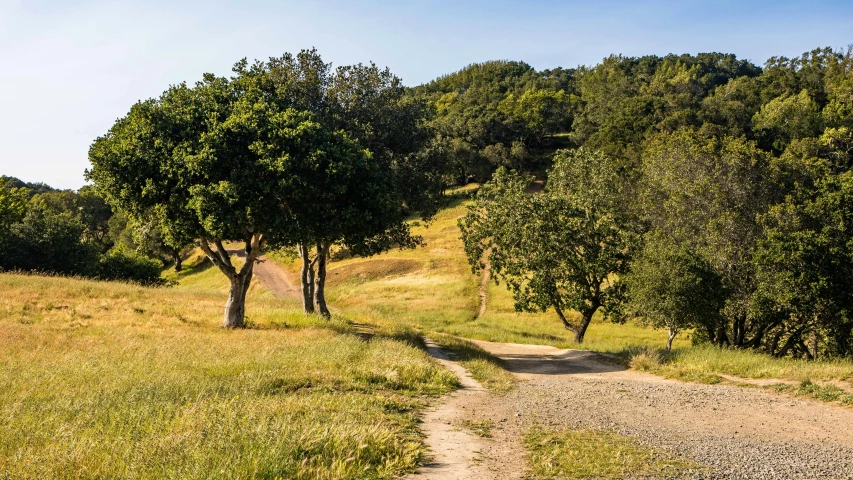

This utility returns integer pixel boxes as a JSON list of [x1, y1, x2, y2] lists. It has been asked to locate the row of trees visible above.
[[88, 50, 443, 327], [0, 177, 175, 284], [460, 47, 853, 358]]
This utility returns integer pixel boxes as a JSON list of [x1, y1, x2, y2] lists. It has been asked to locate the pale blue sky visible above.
[[1, 0, 851, 189]]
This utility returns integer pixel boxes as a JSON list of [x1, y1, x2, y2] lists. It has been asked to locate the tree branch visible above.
[[199, 237, 236, 278], [214, 239, 234, 269], [238, 233, 266, 277]]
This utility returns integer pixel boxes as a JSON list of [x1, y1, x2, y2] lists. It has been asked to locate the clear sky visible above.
[[1, 0, 851, 190]]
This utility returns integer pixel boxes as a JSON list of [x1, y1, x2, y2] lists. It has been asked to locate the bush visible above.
[[0, 203, 99, 275], [94, 248, 164, 285]]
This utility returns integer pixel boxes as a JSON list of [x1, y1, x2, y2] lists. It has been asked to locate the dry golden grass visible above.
[[294, 190, 853, 390], [0, 272, 457, 479]]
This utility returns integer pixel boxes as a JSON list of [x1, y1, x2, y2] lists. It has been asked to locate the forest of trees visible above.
[[2, 46, 852, 358], [460, 47, 853, 359]]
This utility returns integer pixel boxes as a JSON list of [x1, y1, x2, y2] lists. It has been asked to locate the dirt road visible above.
[[413, 340, 853, 479], [229, 250, 300, 299]]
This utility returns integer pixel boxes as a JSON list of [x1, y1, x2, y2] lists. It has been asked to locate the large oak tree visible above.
[[88, 67, 370, 327]]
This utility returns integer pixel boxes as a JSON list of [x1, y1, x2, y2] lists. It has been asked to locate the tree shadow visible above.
[[495, 349, 628, 376]]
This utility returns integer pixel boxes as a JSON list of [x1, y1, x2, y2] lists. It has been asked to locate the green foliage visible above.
[[625, 235, 726, 350], [641, 130, 775, 348], [572, 53, 760, 162], [459, 148, 640, 342], [0, 200, 98, 275], [245, 50, 439, 253], [0, 183, 28, 233], [94, 246, 164, 285], [416, 60, 575, 181], [753, 90, 822, 150]]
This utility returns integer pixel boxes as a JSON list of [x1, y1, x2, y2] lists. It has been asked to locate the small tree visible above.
[[625, 235, 727, 351], [460, 148, 641, 343]]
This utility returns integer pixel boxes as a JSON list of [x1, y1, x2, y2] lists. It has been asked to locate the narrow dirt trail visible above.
[[476, 250, 492, 319], [476, 262, 490, 318], [229, 250, 300, 299], [408, 339, 526, 480]]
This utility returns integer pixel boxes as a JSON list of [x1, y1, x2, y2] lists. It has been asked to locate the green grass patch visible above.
[[625, 344, 853, 385], [0, 272, 457, 479], [523, 427, 698, 479], [430, 334, 517, 394], [770, 380, 853, 406]]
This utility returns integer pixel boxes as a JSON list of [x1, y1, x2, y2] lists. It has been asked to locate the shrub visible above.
[[95, 247, 164, 285]]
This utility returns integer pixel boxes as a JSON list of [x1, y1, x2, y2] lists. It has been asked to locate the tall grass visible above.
[[0, 272, 456, 479]]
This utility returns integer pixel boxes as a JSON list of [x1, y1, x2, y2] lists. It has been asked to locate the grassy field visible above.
[[0, 272, 456, 479], [6, 188, 852, 477]]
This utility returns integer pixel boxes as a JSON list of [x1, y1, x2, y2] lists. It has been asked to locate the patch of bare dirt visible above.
[[228, 250, 300, 299]]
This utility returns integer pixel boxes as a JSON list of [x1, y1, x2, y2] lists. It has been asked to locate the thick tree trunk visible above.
[[574, 309, 595, 344], [172, 248, 182, 272], [223, 273, 251, 328], [666, 327, 678, 352], [298, 243, 315, 314], [553, 298, 598, 344], [198, 233, 264, 329], [314, 241, 331, 318]]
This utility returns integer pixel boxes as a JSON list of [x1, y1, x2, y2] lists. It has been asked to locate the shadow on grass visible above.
[[174, 256, 214, 278]]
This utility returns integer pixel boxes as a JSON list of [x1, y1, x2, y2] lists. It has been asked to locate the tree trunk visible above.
[[197, 233, 264, 329], [574, 309, 595, 344], [553, 303, 572, 330], [223, 272, 251, 328], [775, 326, 806, 358], [298, 243, 315, 314], [553, 298, 598, 344], [666, 327, 678, 352], [172, 248, 182, 272], [314, 241, 331, 318]]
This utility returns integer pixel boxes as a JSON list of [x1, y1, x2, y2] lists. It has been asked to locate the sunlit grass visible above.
[[633, 345, 853, 384], [0, 272, 457, 479], [307, 192, 853, 392], [524, 427, 697, 479]]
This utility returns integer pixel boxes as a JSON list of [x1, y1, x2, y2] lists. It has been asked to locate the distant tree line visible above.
[[460, 47, 853, 358], [0, 176, 182, 284]]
